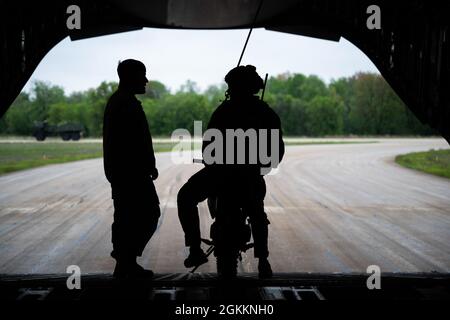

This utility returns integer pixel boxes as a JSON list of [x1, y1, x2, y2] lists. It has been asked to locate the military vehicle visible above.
[[32, 121, 84, 141]]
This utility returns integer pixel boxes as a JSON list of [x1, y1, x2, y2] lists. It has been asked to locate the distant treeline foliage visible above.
[[0, 72, 435, 137]]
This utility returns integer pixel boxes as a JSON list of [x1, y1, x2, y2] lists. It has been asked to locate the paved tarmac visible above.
[[0, 138, 449, 274]]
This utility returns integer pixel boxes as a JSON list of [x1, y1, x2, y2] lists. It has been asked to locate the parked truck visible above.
[[33, 121, 84, 141]]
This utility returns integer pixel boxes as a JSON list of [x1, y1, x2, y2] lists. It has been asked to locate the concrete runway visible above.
[[0, 138, 449, 274]]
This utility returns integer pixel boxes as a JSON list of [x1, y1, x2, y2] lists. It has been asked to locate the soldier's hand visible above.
[[150, 168, 159, 180]]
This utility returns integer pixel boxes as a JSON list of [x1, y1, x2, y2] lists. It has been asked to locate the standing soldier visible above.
[[103, 59, 160, 279]]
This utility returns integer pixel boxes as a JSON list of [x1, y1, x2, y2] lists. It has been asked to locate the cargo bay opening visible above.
[[0, 0, 449, 300]]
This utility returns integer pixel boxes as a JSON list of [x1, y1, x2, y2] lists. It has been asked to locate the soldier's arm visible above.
[[103, 103, 123, 182], [274, 112, 285, 163], [201, 104, 224, 154], [143, 113, 158, 179], [264, 104, 285, 165]]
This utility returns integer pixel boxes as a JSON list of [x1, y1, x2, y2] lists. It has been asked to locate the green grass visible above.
[[0, 142, 176, 175], [0, 139, 378, 175], [396, 149, 450, 179], [284, 140, 378, 146]]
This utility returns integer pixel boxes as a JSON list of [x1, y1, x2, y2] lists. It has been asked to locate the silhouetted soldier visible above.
[[103, 59, 160, 279], [177, 65, 284, 278]]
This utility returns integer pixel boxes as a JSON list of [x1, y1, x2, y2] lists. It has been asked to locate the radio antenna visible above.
[[261, 73, 268, 101]]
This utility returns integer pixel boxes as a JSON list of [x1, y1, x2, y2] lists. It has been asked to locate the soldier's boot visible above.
[[113, 255, 154, 279], [258, 258, 273, 279], [130, 263, 154, 278], [184, 246, 208, 268]]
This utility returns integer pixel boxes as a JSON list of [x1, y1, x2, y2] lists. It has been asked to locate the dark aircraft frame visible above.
[[1, 0, 449, 142]]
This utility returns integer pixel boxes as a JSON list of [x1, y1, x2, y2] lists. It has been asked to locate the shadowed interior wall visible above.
[[1, 0, 448, 141]]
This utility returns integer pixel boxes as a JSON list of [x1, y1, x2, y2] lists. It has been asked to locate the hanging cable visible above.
[[234, 0, 268, 101], [237, 0, 264, 67]]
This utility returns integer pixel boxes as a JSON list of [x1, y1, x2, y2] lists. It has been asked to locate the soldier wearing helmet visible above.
[[177, 65, 284, 278]]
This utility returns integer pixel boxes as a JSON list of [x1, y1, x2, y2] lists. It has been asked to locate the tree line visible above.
[[0, 72, 435, 137]]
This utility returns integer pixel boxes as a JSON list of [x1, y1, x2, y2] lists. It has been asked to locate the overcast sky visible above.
[[24, 28, 380, 94]]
